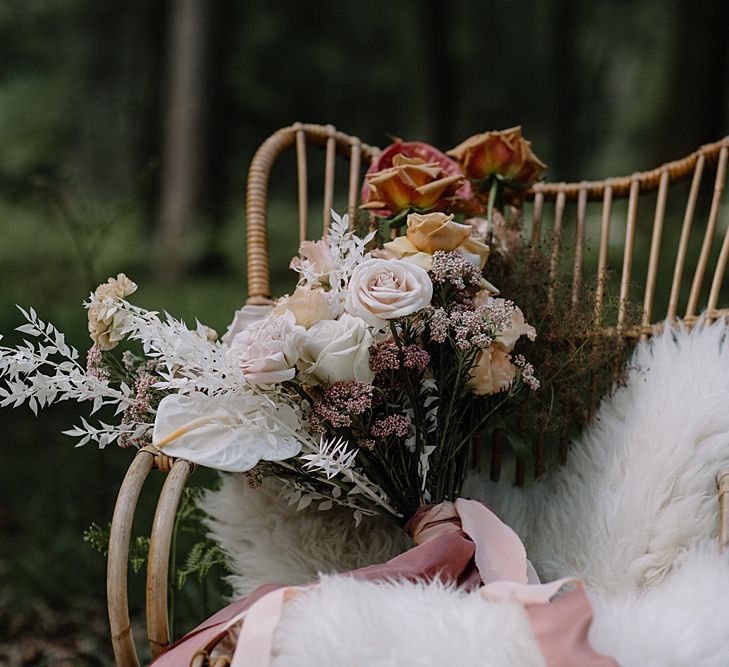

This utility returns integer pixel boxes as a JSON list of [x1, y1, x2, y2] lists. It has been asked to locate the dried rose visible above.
[[87, 273, 138, 351], [362, 140, 472, 204], [361, 155, 463, 214], [447, 126, 546, 185]]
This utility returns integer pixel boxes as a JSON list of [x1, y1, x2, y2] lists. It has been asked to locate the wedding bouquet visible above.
[[1, 128, 623, 666], [0, 127, 544, 525]]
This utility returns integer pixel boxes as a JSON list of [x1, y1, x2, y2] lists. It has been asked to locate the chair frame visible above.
[[107, 124, 729, 666]]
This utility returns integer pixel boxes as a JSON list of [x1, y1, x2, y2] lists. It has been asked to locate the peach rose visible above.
[[469, 347, 517, 396], [447, 126, 546, 185], [381, 212, 490, 271], [361, 140, 473, 205], [361, 155, 463, 214], [406, 212, 472, 253], [474, 293, 536, 351], [277, 285, 332, 329], [290, 239, 334, 284]]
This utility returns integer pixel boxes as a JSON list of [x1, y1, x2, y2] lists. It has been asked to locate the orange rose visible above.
[[447, 126, 546, 185], [361, 155, 463, 213]]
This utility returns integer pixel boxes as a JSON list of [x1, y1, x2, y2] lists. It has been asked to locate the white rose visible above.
[[298, 313, 375, 384], [221, 303, 274, 345], [228, 311, 304, 386], [345, 258, 433, 330]]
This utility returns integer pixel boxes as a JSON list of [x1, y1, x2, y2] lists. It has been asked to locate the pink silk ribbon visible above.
[[152, 499, 618, 667]]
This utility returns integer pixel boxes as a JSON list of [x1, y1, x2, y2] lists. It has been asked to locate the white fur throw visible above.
[[200, 321, 729, 666], [198, 474, 408, 598]]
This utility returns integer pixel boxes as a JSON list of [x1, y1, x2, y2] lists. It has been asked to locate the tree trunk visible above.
[[652, 0, 729, 164], [156, 0, 210, 281]]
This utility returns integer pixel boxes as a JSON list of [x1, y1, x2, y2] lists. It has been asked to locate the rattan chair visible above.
[[107, 123, 729, 666]]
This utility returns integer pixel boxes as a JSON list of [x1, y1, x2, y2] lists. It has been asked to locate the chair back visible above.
[[243, 124, 729, 484]]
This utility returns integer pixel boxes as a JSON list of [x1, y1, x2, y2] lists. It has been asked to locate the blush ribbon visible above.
[[153, 499, 618, 667]]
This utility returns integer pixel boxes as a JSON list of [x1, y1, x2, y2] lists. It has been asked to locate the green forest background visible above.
[[0, 0, 728, 664]]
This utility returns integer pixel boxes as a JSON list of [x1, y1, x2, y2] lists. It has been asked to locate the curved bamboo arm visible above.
[[245, 123, 379, 303], [528, 136, 729, 201], [146, 457, 196, 659], [719, 469, 729, 552], [107, 447, 156, 667]]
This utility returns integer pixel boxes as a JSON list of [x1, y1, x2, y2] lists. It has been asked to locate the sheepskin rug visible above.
[[199, 321, 729, 666]]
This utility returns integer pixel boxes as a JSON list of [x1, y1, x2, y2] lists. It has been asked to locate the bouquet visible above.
[[0, 127, 544, 526], [1, 128, 621, 666]]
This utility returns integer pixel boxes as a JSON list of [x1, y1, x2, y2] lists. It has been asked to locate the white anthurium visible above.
[[152, 391, 302, 472]]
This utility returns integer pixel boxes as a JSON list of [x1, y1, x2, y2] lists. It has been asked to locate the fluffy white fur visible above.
[[198, 474, 408, 598], [200, 321, 729, 665], [271, 576, 544, 667], [468, 321, 729, 593], [589, 541, 729, 667]]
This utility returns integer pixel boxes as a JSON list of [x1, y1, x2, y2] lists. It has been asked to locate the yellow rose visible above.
[[469, 347, 517, 396], [361, 155, 462, 213], [447, 126, 546, 185]]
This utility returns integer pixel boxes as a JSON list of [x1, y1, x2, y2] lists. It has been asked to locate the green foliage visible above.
[[175, 540, 229, 590], [83, 488, 230, 589], [82, 521, 111, 556], [171, 487, 231, 587]]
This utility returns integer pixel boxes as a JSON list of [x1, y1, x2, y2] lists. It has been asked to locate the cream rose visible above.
[[345, 258, 433, 330], [276, 285, 332, 329], [87, 273, 138, 351], [221, 304, 274, 345], [469, 347, 517, 396], [298, 313, 374, 384], [228, 311, 304, 386]]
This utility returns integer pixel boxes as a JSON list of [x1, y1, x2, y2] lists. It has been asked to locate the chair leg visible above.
[[146, 458, 195, 659], [108, 447, 156, 667], [718, 469, 729, 552]]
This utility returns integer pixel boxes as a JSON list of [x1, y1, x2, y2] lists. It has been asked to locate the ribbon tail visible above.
[[231, 587, 299, 667]]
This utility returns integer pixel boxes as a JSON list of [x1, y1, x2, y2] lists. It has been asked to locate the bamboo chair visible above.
[[107, 123, 729, 666]]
